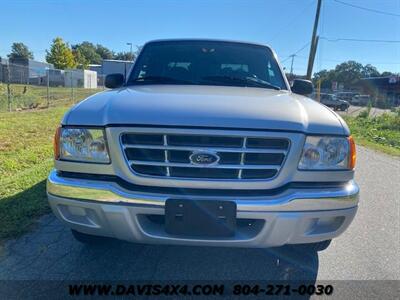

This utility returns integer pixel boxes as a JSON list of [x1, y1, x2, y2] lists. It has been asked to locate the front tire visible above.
[[340, 104, 347, 111]]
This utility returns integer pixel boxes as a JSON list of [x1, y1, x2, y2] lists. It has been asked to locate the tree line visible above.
[[4, 38, 137, 70], [312, 61, 398, 91], [3, 40, 399, 87]]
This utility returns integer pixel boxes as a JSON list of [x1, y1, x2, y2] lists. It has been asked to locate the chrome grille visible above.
[[120, 132, 290, 180]]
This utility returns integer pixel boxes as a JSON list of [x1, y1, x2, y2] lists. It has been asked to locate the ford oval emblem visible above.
[[189, 151, 220, 165]]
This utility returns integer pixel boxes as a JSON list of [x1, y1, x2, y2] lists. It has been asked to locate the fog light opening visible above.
[[308, 216, 345, 235]]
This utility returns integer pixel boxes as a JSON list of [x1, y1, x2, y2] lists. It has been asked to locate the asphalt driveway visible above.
[[0, 146, 399, 296]]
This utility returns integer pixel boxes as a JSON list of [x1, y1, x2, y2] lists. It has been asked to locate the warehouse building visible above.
[[89, 59, 134, 78], [7, 58, 54, 84], [359, 76, 400, 107]]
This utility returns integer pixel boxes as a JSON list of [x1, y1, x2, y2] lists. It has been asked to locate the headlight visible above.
[[299, 136, 355, 170], [55, 127, 110, 163]]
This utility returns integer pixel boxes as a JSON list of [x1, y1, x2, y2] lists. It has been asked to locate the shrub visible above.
[[344, 111, 400, 153], [358, 103, 371, 119], [375, 97, 388, 109]]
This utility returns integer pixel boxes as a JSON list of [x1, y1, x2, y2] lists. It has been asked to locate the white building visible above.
[[89, 59, 134, 78], [64, 69, 97, 88]]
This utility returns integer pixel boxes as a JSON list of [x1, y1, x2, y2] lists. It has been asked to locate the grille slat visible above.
[[123, 144, 287, 154], [170, 167, 238, 179], [121, 132, 290, 180], [168, 135, 242, 147], [128, 160, 281, 170]]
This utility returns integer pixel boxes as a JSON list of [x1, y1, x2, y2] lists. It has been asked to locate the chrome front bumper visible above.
[[47, 170, 359, 247]]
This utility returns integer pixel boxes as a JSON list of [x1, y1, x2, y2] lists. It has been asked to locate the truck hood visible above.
[[63, 85, 348, 135]]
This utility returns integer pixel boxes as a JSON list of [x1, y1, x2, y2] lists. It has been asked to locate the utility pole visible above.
[[126, 42, 133, 61], [306, 0, 322, 79], [289, 54, 296, 78]]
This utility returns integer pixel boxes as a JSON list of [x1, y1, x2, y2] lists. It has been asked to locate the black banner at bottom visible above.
[[0, 280, 398, 299]]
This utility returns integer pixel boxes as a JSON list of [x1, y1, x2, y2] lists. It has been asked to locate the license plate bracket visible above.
[[165, 199, 237, 237]]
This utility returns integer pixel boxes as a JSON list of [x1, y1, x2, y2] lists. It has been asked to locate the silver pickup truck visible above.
[[47, 39, 359, 251]]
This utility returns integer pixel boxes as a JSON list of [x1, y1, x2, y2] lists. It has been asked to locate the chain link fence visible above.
[[0, 62, 105, 112]]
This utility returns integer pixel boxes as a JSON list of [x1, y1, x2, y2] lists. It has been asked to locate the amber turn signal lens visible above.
[[54, 127, 61, 160], [348, 136, 356, 169]]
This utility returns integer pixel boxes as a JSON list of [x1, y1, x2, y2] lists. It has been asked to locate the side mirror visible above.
[[291, 79, 313, 96], [105, 73, 124, 89]]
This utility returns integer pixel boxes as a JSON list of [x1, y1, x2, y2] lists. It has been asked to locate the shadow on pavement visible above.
[[73, 237, 319, 281], [0, 217, 319, 281], [0, 217, 319, 298], [0, 180, 319, 282], [0, 180, 50, 241]]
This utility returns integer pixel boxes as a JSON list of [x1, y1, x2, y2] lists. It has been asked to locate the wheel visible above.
[[296, 240, 332, 252], [71, 229, 107, 245], [340, 104, 347, 111]]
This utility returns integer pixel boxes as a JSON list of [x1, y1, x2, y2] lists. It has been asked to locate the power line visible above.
[[333, 0, 400, 17], [281, 41, 311, 63], [294, 54, 400, 64], [320, 37, 400, 43]]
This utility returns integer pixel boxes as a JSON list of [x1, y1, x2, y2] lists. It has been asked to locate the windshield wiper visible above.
[[132, 76, 194, 85], [201, 75, 281, 90]]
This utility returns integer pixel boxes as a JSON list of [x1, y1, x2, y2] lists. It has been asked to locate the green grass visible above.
[[344, 111, 400, 156], [0, 84, 101, 242], [0, 107, 69, 241]]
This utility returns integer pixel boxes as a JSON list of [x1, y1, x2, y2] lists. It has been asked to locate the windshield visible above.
[[127, 40, 287, 90]]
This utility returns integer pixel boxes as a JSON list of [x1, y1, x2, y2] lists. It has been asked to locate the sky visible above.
[[0, 0, 399, 74]]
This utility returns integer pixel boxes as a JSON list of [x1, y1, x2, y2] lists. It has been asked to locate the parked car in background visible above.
[[318, 93, 350, 111], [47, 39, 359, 251], [351, 95, 370, 106], [336, 92, 360, 102]]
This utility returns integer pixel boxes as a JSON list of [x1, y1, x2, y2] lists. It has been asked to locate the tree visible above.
[[361, 64, 380, 78], [313, 61, 399, 91], [8, 42, 34, 60], [72, 42, 115, 68], [72, 49, 89, 69], [380, 71, 396, 77], [46, 37, 76, 69], [96, 44, 114, 60], [72, 41, 102, 68], [313, 61, 380, 90], [333, 61, 363, 87], [113, 51, 135, 61], [312, 69, 336, 89]]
